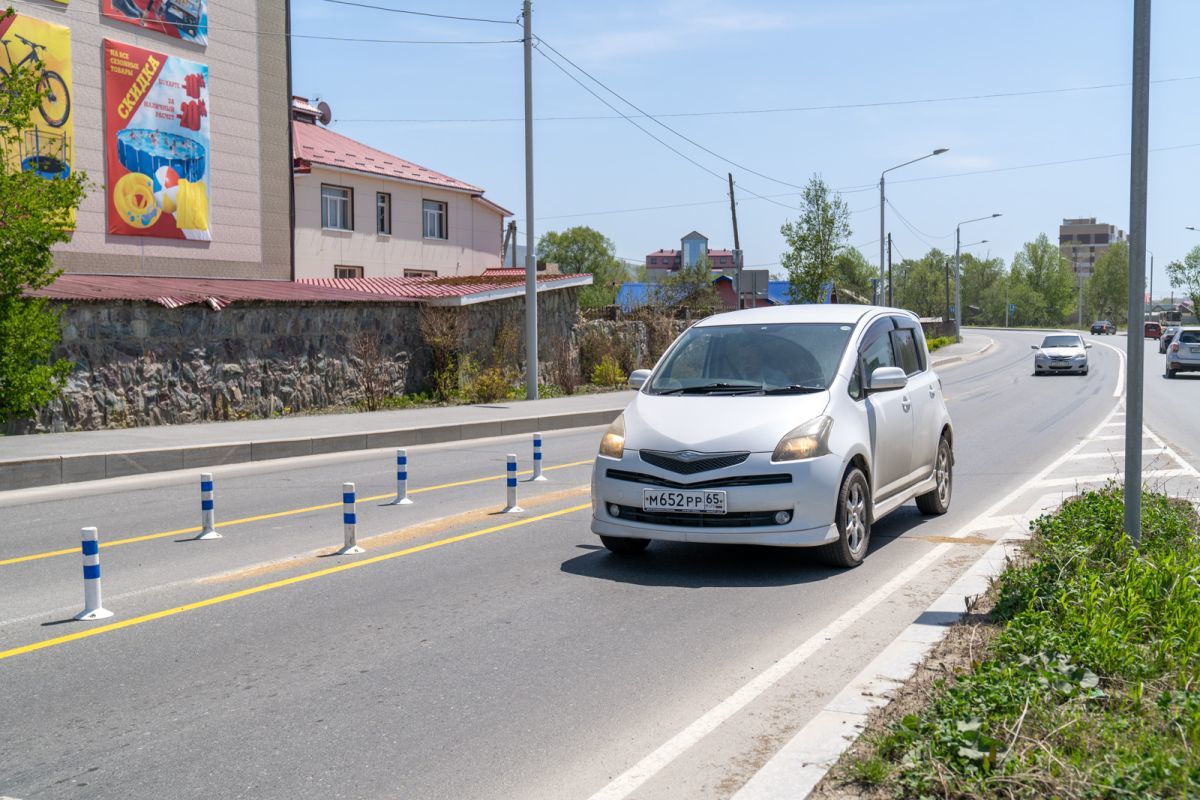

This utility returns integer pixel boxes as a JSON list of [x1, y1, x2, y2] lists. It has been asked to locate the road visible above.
[[1, 328, 1194, 800]]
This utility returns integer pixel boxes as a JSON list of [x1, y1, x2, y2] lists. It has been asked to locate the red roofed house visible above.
[[292, 96, 511, 280], [645, 231, 739, 273]]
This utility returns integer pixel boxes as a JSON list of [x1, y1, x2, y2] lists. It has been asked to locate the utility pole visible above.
[[728, 173, 742, 308], [522, 0, 537, 400], [1004, 278, 1009, 328], [944, 255, 951, 326], [887, 233, 893, 306], [1078, 273, 1084, 329], [1125, 0, 1150, 545]]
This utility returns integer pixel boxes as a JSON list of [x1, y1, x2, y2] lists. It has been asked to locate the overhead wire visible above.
[[885, 199, 953, 240], [320, 0, 519, 25]]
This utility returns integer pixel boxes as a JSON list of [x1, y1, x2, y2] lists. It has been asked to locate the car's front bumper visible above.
[[590, 450, 843, 547], [1035, 359, 1087, 373]]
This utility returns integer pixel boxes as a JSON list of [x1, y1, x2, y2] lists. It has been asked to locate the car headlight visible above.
[[772, 415, 833, 462], [599, 413, 626, 459]]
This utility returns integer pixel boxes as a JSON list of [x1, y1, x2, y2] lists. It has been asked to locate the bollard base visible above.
[[75, 607, 114, 621], [389, 497, 414, 506], [501, 505, 524, 514], [194, 529, 222, 540], [532, 475, 549, 482], [334, 545, 365, 555]]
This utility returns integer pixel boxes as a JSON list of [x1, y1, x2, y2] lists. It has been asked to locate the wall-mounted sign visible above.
[[102, 0, 208, 46], [0, 14, 73, 183], [104, 39, 211, 241]]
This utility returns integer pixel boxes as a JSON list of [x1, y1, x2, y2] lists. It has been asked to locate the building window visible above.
[[1076, 233, 1092, 244], [1095, 233, 1109, 244], [334, 265, 363, 278], [376, 192, 391, 235], [422, 199, 447, 239], [321, 184, 353, 230], [404, 269, 437, 278]]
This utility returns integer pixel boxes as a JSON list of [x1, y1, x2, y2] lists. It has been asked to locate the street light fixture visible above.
[[955, 213, 1001, 342], [880, 148, 949, 304]]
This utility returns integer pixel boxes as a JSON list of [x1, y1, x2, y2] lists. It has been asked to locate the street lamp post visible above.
[[880, 148, 948, 305], [955, 213, 1002, 342]]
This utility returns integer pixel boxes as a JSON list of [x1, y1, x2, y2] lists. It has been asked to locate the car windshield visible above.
[[645, 322, 854, 395], [1179, 331, 1200, 344], [1041, 335, 1082, 348]]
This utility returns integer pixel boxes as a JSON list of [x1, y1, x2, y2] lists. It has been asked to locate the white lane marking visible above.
[[1094, 434, 1154, 441], [1067, 449, 1169, 460], [0, 576, 197, 629], [1090, 338, 1127, 397], [589, 400, 1129, 800], [1033, 469, 1192, 488]]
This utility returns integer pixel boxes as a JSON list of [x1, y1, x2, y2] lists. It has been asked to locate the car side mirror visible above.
[[628, 369, 652, 390], [1086, 344, 1093, 349], [867, 366, 908, 393], [1030, 345, 1039, 350]]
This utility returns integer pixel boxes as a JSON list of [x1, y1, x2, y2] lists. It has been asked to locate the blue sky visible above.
[[291, 1, 1200, 297]]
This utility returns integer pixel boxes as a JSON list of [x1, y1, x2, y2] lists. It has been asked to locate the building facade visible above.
[[1059, 217, 1125, 276], [645, 231, 738, 273], [28, 0, 292, 280], [291, 98, 510, 280]]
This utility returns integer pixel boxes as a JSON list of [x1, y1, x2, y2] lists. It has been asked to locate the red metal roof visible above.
[[300, 274, 582, 299], [481, 268, 526, 277]]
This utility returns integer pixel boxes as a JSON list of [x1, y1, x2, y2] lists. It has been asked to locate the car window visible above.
[[1041, 335, 1082, 348], [891, 329, 921, 376], [861, 331, 897, 378], [1179, 331, 1200, 344]]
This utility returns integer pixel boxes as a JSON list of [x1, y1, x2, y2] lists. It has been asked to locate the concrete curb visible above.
[[929, 335, 996, 369], [0, 407, 622, 492]]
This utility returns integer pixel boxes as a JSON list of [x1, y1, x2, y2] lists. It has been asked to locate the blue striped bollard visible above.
[[194, 472, 222, 540], [531, 433, 547, 481], [502, 454, 523, 513], [336, 482, 364, 555], [75, 527, 113, 621], [390, 448, 413, 505]]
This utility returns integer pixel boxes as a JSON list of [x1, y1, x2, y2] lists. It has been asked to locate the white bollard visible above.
[[194, 472, 222, 539], [531, 433, 547, 481], [336, 482, 365, 555], [389, 448, 414, 505], [75, 527, 113, 621], [502, 454, 523, 513]]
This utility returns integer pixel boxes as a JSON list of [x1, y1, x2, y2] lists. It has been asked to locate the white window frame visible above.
[[334, 265, 364, 279], [422, 199, 447, 240], [322, 184, 353, 231], [404, 269, 437, 278], [376, 192, 391, 235]]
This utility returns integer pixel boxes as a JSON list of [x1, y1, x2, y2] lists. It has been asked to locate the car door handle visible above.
[[901, 396, 911, 412], [928, 385, 936, 399]]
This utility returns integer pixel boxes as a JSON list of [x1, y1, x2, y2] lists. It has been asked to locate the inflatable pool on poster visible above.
[[103, 39, 211, 241]]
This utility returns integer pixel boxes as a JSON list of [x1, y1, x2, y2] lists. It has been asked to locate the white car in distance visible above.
[[590, 305, 954, 568], [1031, 333, 1091, 375]]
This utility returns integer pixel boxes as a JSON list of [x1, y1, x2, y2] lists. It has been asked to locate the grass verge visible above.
[[830, 489, 1200, 799]]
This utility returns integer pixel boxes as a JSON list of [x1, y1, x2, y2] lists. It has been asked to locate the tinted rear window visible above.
[[1179, 331, 1200, 344]]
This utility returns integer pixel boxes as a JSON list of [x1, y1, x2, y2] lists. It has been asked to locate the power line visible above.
[[293, 34, 520, 44], [885, 199, 953, 241], [321, 0, 518, 25], [335, 74, 1200, 123]]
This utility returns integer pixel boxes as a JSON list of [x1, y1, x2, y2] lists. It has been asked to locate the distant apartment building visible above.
[[645, 231, 739, 273], [1059, 218, 1125, 276]]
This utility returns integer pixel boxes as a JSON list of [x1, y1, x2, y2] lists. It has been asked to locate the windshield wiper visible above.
[[759, 384, 826, 395], [654, 382, 762, 395]]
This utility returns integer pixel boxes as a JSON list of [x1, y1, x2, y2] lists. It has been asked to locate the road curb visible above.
[[929, 336, 995, 369], [0, 407, 623, 492]]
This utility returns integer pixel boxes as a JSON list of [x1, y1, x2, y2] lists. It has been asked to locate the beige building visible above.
[[34, 0, 292, 279], [291, 98, 510, 280], [1059, 217, 1125, 276]]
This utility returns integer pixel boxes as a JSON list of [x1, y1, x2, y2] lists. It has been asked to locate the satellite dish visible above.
[[316, 101, 332, 126]]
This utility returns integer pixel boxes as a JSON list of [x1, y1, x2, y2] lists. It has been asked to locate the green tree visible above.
[[959, 253, 1006, 324], [1167, 245, 1200, 317], [0, 9, 90, 423], [893, 249, 951, 318], [779, 174, 851, 303], [1087, 240, 1129, 323], [1010, 234, 1075, 325], [655, 254, 718, 312], [537, 225, 625, 309], [831, 248, 875, 301]]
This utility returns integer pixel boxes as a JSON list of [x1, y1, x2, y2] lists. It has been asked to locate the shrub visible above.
[[591, 354, 626, 387], [466, 366, 513, 404], [546, 335, 582, 395]]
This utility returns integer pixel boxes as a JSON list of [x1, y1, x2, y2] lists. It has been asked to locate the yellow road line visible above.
[[0, 459, 594, 566], [0, 502, 593, 662]]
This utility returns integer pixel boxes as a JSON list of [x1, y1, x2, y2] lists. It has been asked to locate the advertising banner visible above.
[[0, 13, 73, 183], [103, 39, 211, 241], [102, 0, 208, 46]]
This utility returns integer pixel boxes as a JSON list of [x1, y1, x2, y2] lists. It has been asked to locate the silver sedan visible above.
[[1032, 334, 1091, 375]]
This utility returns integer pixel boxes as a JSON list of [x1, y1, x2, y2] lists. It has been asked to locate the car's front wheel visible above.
[[819, 467, 871, 568], [916, 435, 953, 515], [600, 535, 650, 554]]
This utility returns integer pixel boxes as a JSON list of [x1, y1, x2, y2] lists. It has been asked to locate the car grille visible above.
[[612, 505, 786, 528], [606, 469, 791, 489], [638, 450, 750, 474]]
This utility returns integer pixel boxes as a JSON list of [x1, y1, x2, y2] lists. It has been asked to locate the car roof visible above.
[[693, 303, 905, 328]]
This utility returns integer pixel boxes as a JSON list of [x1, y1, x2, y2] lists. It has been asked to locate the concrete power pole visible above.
[[727, 173, 742, 307], [522, 0, 538, 400], [887, 233, 893, 306], [1125, 0, 1151, 544]]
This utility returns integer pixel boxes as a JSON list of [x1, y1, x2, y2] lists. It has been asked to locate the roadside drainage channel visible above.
[[0, 408, 622, 492]]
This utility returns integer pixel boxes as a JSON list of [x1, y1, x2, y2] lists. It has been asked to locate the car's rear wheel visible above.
[[600, 535, 650, 554], [819, 467, 871, 568], [916, 435, 953, 515], [1167, 368, 1176, 380]]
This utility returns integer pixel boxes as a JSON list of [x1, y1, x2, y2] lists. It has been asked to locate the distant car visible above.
[[1165, 328, 1200, 378], [1090, 320, 1115, 335], [1145, 321, 1163, 339], [1160, 326, 1181, 354], [1032, 333, 1091, 375]]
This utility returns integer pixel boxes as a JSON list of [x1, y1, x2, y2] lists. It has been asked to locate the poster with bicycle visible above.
[[103, 39, 211, 241], [102, 0, 208, 47], [0, 13, 73, 183]]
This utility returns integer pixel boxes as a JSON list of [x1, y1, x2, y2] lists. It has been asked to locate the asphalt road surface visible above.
[[1, 328, 1189, 800]]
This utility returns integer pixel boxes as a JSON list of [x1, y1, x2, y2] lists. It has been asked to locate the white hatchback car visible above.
[[591, 305, 954, 567]]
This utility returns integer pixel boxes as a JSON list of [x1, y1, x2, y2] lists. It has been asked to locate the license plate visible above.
[[642, 489, 727, 514], [1190, 346, 1200, 354]]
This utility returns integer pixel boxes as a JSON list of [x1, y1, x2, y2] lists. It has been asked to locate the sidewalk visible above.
[[0, 391, 634, 491], [928, 332, 993, 367]]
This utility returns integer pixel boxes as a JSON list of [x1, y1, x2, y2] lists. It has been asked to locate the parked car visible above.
[[1166, 328, 1200, 378], [590, 305, 953, 568], [1145, 321, 1163, 339], [1090, 320, 1115, 335], [1160, 326, 1181, 354], [1032, 333, 1091, 375]]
